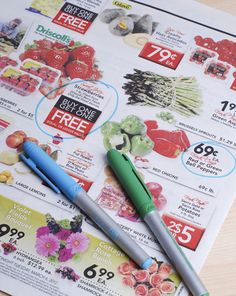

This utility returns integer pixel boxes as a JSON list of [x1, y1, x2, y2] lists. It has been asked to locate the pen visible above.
[[107, 149, 209, 296], [20, 141, 153, 270]]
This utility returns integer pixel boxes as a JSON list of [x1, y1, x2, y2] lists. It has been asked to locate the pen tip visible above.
[[22, 140, 38, 153], [141, 257, 153, 269], [107, 149, 120, 160]]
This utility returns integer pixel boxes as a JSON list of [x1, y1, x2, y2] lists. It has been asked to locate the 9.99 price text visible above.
[[0, 223, 25, 240]]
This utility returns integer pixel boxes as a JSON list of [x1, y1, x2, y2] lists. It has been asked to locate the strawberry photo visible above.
[[19, 39, 103, 99]]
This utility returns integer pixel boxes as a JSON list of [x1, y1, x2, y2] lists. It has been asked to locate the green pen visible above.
[[107, 149, 209, 296]]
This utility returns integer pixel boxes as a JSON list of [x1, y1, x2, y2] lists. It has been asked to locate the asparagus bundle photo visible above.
[[123, 69, 203, 117]]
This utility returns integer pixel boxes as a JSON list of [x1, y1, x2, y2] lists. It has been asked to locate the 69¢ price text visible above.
[[193, 143, 218, 157]]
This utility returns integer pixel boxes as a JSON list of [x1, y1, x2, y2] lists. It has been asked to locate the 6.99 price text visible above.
[[84, 264, 114, 285]]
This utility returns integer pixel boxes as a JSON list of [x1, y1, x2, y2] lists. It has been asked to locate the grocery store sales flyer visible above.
[[0, 193, 181, 296], [0, 0, 236, 296]]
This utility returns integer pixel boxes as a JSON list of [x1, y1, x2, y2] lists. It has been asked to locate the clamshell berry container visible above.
[[0, 56, 18, 71], [0, 66, 42, 96], [189, 47, 217, 66], [20, 58, 61, 87], [204, 60, 231, 80]]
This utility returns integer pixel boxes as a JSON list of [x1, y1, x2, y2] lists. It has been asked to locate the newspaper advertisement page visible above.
[[0, 0, 235, 296]]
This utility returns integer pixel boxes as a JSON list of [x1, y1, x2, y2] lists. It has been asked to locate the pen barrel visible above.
[[74, 190, 152, 269], [144, 210, 208, 296]]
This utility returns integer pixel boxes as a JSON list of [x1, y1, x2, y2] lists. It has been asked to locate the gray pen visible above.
[[20, 141, 153, 270], [107, 149, 209, 296]]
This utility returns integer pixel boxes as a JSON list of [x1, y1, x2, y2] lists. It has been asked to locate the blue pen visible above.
[[20, 141, 153, 270]]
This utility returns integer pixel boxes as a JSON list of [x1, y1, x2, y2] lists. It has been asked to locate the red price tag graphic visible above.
[[44, 95, 101, 140], [68, 171, 93, 192], [53, 2, 97, 35], [139, 42, 184, 69], [230, 78, 236, 91], [162, 214, 205, 250]]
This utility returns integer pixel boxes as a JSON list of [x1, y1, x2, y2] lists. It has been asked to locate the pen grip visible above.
[[73, 189, 152, 269], [144, 210, 208, 296]]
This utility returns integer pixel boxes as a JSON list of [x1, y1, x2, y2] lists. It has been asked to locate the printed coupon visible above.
[[27, 0, 64, 18], [89, 163, 216, 255], [53, 2, 98, 34], [44, 81, 111, 140], [176, 91, 236, 150], [139, 23, 191, 69], [0, 194, 181, 296], [0, 1, 236, 296], [0, 113, 101, 212], [147, 138, 236, 197], [162, 192, 216, 251]]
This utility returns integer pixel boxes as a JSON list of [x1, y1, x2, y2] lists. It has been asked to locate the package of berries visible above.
[[96, 185, 126, 210], [189, 47, 216, 65], [0, 66, 42, 96], [19, 38, 103, 81], [18, 37, 103, 99], [194, 36, 236, 68], [0, 56, 18, 71], [204, 60, 231, 80], [20, 58, 61, 87], [117, 199, 140, 222]]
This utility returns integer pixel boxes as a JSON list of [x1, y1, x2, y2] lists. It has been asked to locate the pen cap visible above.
[[107, 149, 156, 218], [22, 141, 81, 200]]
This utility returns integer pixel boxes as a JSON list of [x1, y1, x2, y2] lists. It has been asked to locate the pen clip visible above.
[[122, 154, 153, 200], [20, 154, 61, 194]]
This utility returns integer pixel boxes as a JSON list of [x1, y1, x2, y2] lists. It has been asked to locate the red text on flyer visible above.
[[162, 214, 205, 250], [44, 95, 101, 139], [52, 2, 97, 34], [139, 42, 184, 69]]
